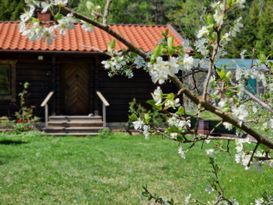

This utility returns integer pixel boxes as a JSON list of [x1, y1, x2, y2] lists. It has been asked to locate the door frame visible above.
[[60, 62, 91, 115]]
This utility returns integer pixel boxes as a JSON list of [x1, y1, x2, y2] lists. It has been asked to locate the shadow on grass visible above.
[[0, 139, 28, 145]]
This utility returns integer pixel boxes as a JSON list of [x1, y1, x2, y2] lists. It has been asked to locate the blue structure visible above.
[[196, 58, 269, 95]]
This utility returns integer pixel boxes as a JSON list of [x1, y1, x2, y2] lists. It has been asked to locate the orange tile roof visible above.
[[0, 22, 183, 53]]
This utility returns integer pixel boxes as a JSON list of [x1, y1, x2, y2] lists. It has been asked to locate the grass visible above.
[[0, 132, 272, 205]]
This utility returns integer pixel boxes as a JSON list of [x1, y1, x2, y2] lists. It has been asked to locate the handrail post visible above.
[[45, 104, 48, 127], [41, 91, 54, 128], [96, 91, 110, 128], [103, 104, 106, 127]]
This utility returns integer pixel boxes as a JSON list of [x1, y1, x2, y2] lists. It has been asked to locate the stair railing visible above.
[[96, 91, 110, 127], [41, 91, 54, 127]]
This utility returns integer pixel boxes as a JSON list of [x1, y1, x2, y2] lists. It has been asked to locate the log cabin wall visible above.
[[0, 52, 175, 122], [96, 55, 176, 122], [0, 53, 52, 118]]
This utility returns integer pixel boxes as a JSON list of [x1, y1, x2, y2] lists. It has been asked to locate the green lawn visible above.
[[0, 132, 272, 205]]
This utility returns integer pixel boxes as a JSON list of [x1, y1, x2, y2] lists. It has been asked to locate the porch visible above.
[[41, 91, 109, 135]]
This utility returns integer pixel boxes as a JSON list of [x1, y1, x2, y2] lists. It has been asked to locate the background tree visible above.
[[0, 0, 25, 20], [166, 0, 213, 40], [76, 0, 176, 24]]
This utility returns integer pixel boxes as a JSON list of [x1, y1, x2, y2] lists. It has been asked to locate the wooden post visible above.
[[96, 91, 110, 128], [45, 104, 48, 127], [41, 91, 54, 128], [103, 104, 106, 127]]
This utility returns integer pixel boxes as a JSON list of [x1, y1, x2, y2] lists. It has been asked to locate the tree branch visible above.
[[241, 86, 273, 113], [102, 0, 112, 25], [60, 6, 273, 150], [171, 76, 273, 149], [61, 6, 147, 59]]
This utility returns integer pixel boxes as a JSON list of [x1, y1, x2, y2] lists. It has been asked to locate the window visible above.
[[0, 61, 16, 101]]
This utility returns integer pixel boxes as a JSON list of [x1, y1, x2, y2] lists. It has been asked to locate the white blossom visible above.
[[151, 86, 162, 105], [168, 116, 191, 130], [235, 139, 244, 164], [169, 57, 180, 74], [235, 139, 253, 169], [232, 105, 249, 123], [21, 22, 44, 41], [241, 154, 251, 170], [55, 13, 76, 35], [170, 133, 178, 140], [52, 0, 68, 6], [148, 57, 170, 84], [42, 26, 56, 44], [132, 118, 144, 130], [223, 122, 233, 131], [197, 26, 209, 39], [102, 60, 111, 69], [133, 55, 146, 69], [218, 99, 227, 109], [269, 119, 273, 129], [41, 2, 51, 13], [231, 17, 244, 37], [143, 125, 150, 139], [185, 194, 191, 205], [194, 38, 209, 56], [235, 68, 243, 81], [240, 50, 247, 59], [230, 199, 240, 205], [148, 56, 184, 84], [20, 5, 35, 23], [25, 0, 40, 6], [206, 149, 215, 159], [255, 198, 264, 205], [205, 186, 214, 194], [237, 0, 246, 9], [81, 21, 93, 32], [183, 54, 194, 70], [101, 53, 133, 78], [213, 8, 224, 27], [165, 98, 180, 109], [178, 143, 186, 159]]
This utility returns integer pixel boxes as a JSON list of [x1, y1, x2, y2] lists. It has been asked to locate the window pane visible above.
[[0, 64, 11, 95]]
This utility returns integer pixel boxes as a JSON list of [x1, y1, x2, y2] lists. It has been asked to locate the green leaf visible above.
[[162, 29, 169, 39], [166, 93, 175, 100], [226, 71, 232, 79], [107, 39, 116, 53], [205, 14, 214, 25], [31, 17, 39, 23], [54, 13, 63, 20], [176, 106, 185, 116], [167, 36, 175, 56], [227, 0, 235, 8], [151, 44, 162, 63], [129, 113, 138, 122], [144, 113, 151, 124], [216, 69, 226, 80]]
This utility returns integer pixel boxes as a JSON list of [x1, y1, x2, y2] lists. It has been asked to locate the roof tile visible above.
[[0, 22, 183, 53]]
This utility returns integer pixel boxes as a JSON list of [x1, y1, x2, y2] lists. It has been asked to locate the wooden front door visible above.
[[61, 63, 90, 115]]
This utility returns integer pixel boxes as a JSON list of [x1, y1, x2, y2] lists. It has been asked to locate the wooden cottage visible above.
[[0, 21, 183, 134]]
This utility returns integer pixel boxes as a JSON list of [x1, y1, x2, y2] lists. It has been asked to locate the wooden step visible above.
[[44, 116, 104, 136], [49, 115, 102, 121], [48, 120, 103, 127], [44, 126, 103, 134], [44, 132, 99, 136]]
